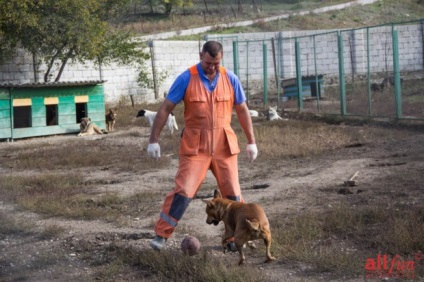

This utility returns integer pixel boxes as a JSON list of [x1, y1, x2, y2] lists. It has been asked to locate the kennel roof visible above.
[[0, 80, 106, 89]]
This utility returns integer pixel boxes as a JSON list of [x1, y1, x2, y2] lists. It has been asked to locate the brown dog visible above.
[[105, 108, 117, 132], [78, 117, 104, 136], [202, 190, 276, 265]]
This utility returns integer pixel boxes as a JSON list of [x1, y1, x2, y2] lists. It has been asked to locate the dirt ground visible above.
[[1, 116, 424, 281]]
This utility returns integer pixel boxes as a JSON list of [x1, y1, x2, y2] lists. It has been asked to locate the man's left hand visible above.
[[246, 144, 258, 162]]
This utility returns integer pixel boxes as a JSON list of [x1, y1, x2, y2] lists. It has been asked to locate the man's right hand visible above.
[[147, 143, 161, 159]]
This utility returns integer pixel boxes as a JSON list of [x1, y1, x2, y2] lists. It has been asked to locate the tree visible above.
[[0, 0, 149, 82], [162, 0, 193, 16]]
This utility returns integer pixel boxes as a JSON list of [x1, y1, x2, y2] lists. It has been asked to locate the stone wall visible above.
[[0, 21, 422, 104]]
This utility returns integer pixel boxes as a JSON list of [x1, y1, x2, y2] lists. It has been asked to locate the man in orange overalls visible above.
[[147, 41, 258, 251]]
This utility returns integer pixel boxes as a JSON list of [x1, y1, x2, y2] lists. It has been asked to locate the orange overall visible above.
[[154, 65, 243, 239]]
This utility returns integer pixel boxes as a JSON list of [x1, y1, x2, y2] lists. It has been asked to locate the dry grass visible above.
[[251, 121, 356, 158], [0, 211, 35, 237], [0, 173, 162, 224], [78, 244, 264, 281], [138, 0, 424, 40], [1, 102, 423, 280], [271, 205, 424, 277], [121, 0, 355, 36]]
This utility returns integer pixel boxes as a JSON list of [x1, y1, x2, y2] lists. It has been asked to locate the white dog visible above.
[[136, 109, 179, 134], [267, 106, 283, 121], [249, 110, 259, 117]]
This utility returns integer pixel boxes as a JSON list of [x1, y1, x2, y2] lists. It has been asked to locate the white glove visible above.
[[246, 144, 258, 163], [147, 143, 161, 159]]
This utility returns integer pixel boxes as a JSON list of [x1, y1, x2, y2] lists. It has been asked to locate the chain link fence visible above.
[[210, 19, 424, 120]]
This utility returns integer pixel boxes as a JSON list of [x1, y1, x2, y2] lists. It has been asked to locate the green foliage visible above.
[[93, 30, 150, 67], [163, 0, 193, 15], [137, 64, 170, 95], [0, 0, 149, 82]]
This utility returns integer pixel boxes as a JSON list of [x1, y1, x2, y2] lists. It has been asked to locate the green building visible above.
[[0, 81, 106, 141]]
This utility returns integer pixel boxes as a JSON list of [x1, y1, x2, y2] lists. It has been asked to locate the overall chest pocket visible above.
[[188, 96, 208, 118], [215, 95, 231, 117]]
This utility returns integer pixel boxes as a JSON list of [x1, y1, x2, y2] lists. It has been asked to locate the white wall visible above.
[[1, 22, 422, 104]]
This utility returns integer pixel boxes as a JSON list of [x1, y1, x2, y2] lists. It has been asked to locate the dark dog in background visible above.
[[105, 108, 118, 132]]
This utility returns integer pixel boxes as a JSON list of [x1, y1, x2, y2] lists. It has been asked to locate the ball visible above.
[[181, 236, 201, 256]]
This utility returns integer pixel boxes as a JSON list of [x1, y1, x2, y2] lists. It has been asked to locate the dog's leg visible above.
[[221, 227, 235, 254], [93, 126, 103, 135], [236, 243, 246, 265], [246, 241, 257, 249], [264, 233, 276, 263], [221, 238, 228, 254], [235, 242, 246, 265]]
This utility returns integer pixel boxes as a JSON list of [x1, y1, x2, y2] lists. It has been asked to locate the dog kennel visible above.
[[0, 81, 106, 141], [281, 75, 325, 99]]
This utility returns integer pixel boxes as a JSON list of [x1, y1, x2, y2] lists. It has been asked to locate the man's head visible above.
[[201, 41, 223, 58], [200, 41, 223, 77]]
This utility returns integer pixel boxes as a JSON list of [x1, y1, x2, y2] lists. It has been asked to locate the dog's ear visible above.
[[213, 189, 222, 199], [201, 199, 215, 208]]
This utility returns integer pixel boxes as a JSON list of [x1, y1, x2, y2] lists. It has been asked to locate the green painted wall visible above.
[[0, 89, 11, 139], [0, 84, 105, 140]]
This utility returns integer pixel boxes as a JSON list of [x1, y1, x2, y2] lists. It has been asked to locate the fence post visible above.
[[366, 27, 372, 116], [295, 39, 303, 110], [313, 35, 320, 112], [149, 43, 159, 100], [337, 31, 347, 115], [263, 42, 268, 107], [392, 29, 402, 119], [271, 38, 279, 109], [277, 32, 283, 110], [232, 41, 239, 78]]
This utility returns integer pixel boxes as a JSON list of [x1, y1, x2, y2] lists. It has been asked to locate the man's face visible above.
[[200, 51, 222, 76]]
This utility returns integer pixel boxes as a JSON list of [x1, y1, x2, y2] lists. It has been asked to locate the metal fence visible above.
[[211, 19, 424, 120]]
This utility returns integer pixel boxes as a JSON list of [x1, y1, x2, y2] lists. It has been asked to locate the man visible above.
[[147, 40, 258, 250]]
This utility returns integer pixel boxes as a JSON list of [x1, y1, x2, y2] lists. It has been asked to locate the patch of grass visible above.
[[122, 0, 354, 36], [235, 119, 357, 159], [168, 0, 424, 40], [39, 224, 67, 239], [120, 192, 163, 217], [90, 245, 264, 281], [271, 205, 424, 279], [3, 137, 170, 172], [0, 211, 35, 238], [0, 174, 163, 223]]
